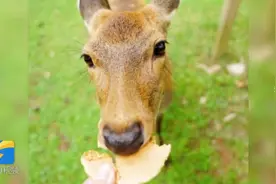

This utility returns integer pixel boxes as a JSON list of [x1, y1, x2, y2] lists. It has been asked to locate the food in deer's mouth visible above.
[[81, 139, 171, 184], [81, 150, 115, 180]]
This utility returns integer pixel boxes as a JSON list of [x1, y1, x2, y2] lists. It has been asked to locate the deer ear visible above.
[[77, 0, 110, 27], [151, 0, 180, 20]]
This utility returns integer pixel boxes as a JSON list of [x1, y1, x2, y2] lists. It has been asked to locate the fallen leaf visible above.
[[214, 120, 222, 131], [199, 96, 207, 105], [223, 113, 237, 122], [226, 63, 246, 76], [235, 80, 248, 89], [182, 97, 188, 105], [197, 64, 221, 75]]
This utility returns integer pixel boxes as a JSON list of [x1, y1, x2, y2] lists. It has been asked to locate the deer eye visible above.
[[81, 54, 94, 68], [154, 41, 167, 57]]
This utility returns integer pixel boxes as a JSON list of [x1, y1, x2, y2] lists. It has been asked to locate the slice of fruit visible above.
[[116, 143, 171, 184], [81, 150, 115, 180], [81, 139, 171, 184]]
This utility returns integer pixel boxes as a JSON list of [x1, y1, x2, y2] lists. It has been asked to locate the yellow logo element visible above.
[[0, 140, 15, 164], [0, 141, 15, 149]]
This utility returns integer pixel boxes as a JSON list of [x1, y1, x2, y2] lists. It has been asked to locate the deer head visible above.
[[78, 0, 179, 156]]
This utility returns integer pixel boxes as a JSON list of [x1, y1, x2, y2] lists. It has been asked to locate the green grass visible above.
[[29, 0, 248, 183]]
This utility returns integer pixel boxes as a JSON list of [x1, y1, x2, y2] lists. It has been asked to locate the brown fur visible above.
[[100, 12, 146, 44], [78, 0, 179, 148]]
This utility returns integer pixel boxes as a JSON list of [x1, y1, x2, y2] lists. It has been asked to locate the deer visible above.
[[77, 0, 180, 156]]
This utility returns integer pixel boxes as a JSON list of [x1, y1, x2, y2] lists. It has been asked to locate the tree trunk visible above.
[[211, 0, 242, 60]]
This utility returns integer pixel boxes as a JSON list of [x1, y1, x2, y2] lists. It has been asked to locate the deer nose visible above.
[[103, 122, 144, 156]]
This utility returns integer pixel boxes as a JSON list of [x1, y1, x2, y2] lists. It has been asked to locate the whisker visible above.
[[72, 39, 85, 46], [76, 67, 87, 75], [68, 70, 89, 87], [60, 46, 82, 55], [164, 63, 179, 88]]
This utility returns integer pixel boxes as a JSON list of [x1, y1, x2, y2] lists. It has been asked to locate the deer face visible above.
[[78, 0, 179, 155]]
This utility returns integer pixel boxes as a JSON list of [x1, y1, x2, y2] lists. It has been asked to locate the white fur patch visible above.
[[77, 0, 90, 30], [77, 0, 80, 11], [84, 20, 89, 29]]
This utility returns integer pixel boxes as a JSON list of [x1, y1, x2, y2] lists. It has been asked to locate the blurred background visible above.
[[28, 0, 249, 183], [0, 0, 27, 183]]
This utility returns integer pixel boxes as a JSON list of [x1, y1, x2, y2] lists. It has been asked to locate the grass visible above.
[[29, 0, 248, 183]]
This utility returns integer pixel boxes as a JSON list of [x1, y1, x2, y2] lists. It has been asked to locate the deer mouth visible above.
[[97, 125, 153, 156]]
